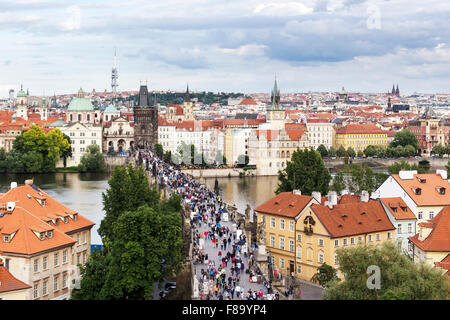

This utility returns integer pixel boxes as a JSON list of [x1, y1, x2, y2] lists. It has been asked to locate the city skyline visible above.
[[1, 1, 450, 97]]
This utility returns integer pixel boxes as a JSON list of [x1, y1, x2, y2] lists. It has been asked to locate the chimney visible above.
[[341, 189, 349, 195], [292, 189, 301, 196], [436, 169, 447, 180], [312, 191, 321, 204], [6, 202, 15, 213], [327, 191, 338, 208], [360, 190, 369, 203], [10, 182, 17, 190], [399, 170, 417, 180], [25, 179, 33, 185]]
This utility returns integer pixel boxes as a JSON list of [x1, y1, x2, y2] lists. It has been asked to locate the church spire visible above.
[[270, 76, 280, 110], [396, 84, 399, 95], [185, 82, 191, 102]]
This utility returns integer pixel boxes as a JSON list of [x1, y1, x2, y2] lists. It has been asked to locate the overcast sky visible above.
[[1, 0, 450, 97]]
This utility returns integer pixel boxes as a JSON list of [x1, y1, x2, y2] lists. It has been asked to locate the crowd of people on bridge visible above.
[[135, 149, 279, 300]]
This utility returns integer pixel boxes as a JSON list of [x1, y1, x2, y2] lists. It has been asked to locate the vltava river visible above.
[[0, 173, 280, 244]]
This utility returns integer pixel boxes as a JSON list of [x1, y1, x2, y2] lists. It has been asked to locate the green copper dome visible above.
[[17, 85, 27, 97], [67, 97, 94, 111]]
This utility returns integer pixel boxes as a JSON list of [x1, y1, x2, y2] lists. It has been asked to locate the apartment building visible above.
[[0, 182, 95, 300], [306, 119, 335, 150], [335, 124, 388, 152]]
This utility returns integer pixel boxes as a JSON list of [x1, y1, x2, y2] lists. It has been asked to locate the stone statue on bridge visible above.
[[256, 215, 266, 246]]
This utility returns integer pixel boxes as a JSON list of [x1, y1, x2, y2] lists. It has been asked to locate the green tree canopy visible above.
[[317, 144, 328, 158], [78, 144, 105, 173], [387, 160, 425, 175], [336, 145, 347, 158], [324, 242, 449, 300], [331, 171, 346, 195], [276, 148, 331, 195], [389, 129, 418, 152], [346, 147, 356, 158], [311, 263, 339, 287]]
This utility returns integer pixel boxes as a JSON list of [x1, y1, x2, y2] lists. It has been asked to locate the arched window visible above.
[[78, 114, 81, 122], [296, 246, 302, 259], [287, 151, 290, 158], [281, 151, 285, 158], [87, 114, 90, 122], [69, 114, 73, 122]]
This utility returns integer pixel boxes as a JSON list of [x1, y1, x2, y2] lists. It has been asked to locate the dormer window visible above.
[[413, 188, 422, 195], [48, 231, 53, 239], [400, 206, 407, 212], [64, 217, 68, 224], [437, 187, 446, 195], [40, 232, 45, 240], [417, 177, 426, 183], [3, 234, 10, 243], [73, 214, 78, 221], [391, 207, 397, 212]]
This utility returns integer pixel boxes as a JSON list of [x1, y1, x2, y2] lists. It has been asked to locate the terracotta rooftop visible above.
[[336, 124, 387, 135], [379, 197, 417, 220], [409, 206, 450, 252], [311, 200, 395, 238], [254, 192, 314, 218], [392, 173, 450, 206], [0, 259, 31, 293]]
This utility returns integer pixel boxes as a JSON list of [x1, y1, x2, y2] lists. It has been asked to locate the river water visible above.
[[0, 173, 280, 245]]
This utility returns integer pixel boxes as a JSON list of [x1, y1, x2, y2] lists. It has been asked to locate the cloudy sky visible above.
[[1, 0, 450, 97]]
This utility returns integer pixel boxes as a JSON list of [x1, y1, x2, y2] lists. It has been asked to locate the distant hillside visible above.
[[126, 91, 245, 106]]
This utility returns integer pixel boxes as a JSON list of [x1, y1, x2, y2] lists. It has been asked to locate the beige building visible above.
[[306, 119, 336, 150], [103, 116, 134, 153], [0, 258, 31, 300], [0, 182, 95, 300]]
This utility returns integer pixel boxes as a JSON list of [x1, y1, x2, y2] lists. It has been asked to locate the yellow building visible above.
[[335, 124, 388, 152], [255, 191, 395, 281]]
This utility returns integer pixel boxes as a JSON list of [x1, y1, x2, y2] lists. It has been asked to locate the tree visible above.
[[311, 263, 339, 287], [331, 171, 346, 195], [155, 144, 164, 159], [22, 151, 44, 173], [388, 161, 425, 175], [99, 164, 160, 242], [364, 145, 378, 157], [432, 144, 445, 157], [317, 144, 328, 158], [276, 148, 331, 195], [336, 145, 347, 158], [346, 147, 356, 158], [237, 154, 249, 168], [389, 129, 418, 153], [418, 159, 431, 173], [163, 151, 172, 164], [323, 242, 449, 300], [328, 147, 337, 157], [0, 148, 7, 173], [78, 144, 105, 173], [357, 150, 364, 158], [61, 134, 72, 168]]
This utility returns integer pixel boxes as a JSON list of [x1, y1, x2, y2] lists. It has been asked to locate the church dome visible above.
[[67, 97, 94, 111]]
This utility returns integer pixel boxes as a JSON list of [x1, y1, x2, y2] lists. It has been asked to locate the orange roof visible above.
[[255, 129, 280, 141], [284, 123, 306, 141], [311, 200, 395, 238], [239, 98, 257, 105], [336, 124, 387, 135], [254, 192, 314, 218], [380, 197, 416, 220], [0, 206, 76, 255], [392, 173, 450, 206], [0, 259, 31, 293], [0, 184, 95, 235], [409, 206, 450, 252], [338, 194, 361, 204], [434, 254, 450, 270]]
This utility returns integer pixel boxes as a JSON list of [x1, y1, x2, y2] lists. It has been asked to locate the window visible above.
[[368, 235, 372, 242], [280, 258, 285, 269], [343, 239, 347, 246], [54, 275, 59, 292], [280, 219, 285, 230], [279, 237, 285, 250], [43, 256, 47, 270], [398, 224, 402, 234], [297, 265, 302, 274], [350, 237, 355, 245], [82, 251, 86, 264], [388, 232, 391, 239], [296, 246, 302, 258], [54, 253, 59, 266], [334, 240, 339, 247], [318, 239, 324, 247], [42, 280, 48, 296], [77, 253, 81, 265], [270, 236, 275, 248], [40, 232, 45, 240], [62, 274, 67, 288], [429, 213, 434, 219], [408, 224, 412, 233], [289, 240, 294, 253], [289, 221, 294, 232], [297, 234, 302, 242], [270, 217, 276, 228], [3, 234, 9, 243], [319, 252, 324, 264], [34, 259, 39, 272], [82, 232, 86, 244], [48, 230, 52, 238], [63, 250, 67, 264], [418, 212, 423, 219], [33, 283, 39, 299], [376, 233, 381, 241], [77, 233, 80, 245], [334, 255, 339, 265]]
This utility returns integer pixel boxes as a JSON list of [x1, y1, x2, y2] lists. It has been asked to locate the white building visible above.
[[306, 119, 335, 150]]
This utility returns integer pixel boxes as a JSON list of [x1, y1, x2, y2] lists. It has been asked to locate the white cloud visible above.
[[254, 2, 313, 16], [219, 44, 267, 57]]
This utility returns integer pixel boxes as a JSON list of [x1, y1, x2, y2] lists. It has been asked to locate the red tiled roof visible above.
[[392, 173, 450, 206], [338, 194, 361, 204], [0, 259, 31, 293], [336, 124, 387, 134], [409, 206, 450, 252], [255, 192, 314, 218], [239, 98, 258, 105], [379, 197, 417, 220], [284, 123, 306, 141], [311, 200, 395, 238], [255, 129, 280, 141]]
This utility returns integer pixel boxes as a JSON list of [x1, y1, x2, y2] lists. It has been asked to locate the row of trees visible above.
[[71, 164, 184, 300], [331, 164, 388, 195], [431, 144, 450, 157], [313, 242, 449, 299], [0, 125, 71, 173]]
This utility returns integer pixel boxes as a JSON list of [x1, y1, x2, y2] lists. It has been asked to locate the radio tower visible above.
[[111, 47, 118, 97]]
